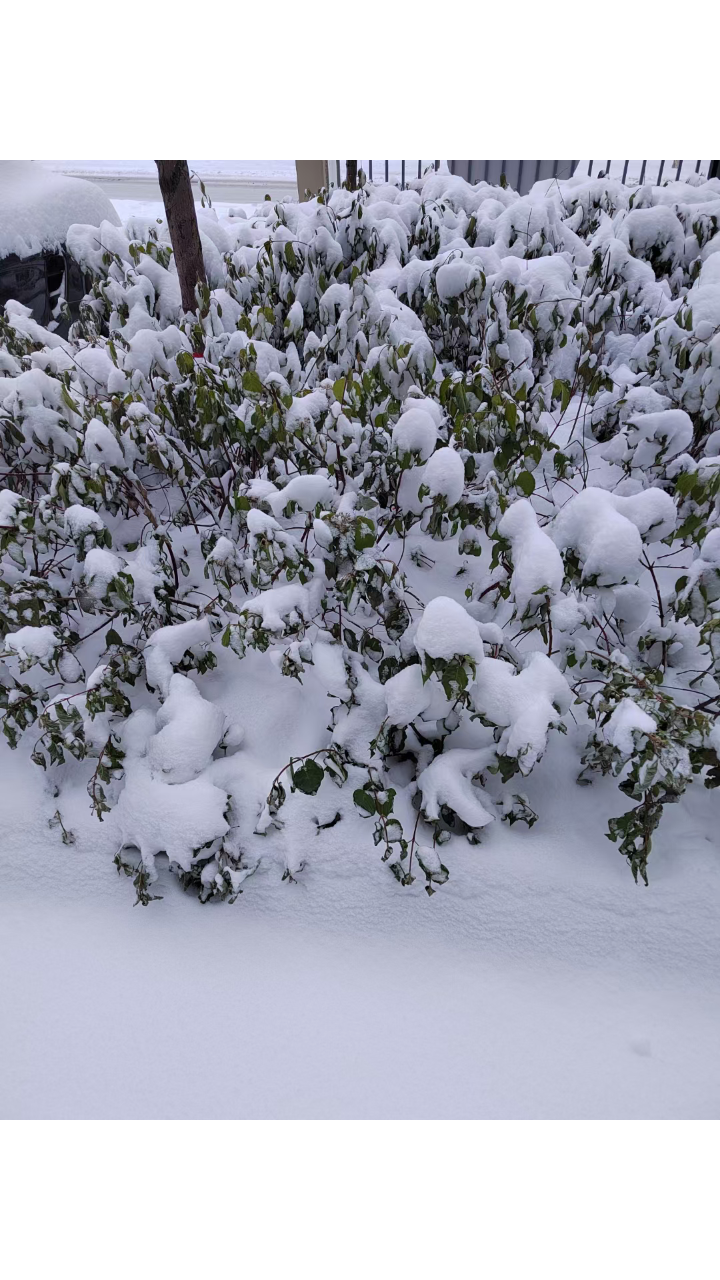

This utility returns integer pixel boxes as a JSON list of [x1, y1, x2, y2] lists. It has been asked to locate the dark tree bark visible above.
[[155, 161, 207, 314], [345, 161, 358, 192]]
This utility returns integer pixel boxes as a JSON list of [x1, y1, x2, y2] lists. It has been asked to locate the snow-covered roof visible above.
[[0, 162, 120, 260]]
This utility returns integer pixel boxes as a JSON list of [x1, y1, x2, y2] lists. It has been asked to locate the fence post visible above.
[[709, 160, 720, 180]]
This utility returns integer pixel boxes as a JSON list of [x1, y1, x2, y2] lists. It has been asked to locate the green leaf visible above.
[[61, 385, 80, 417], [353, 788, 376, 815], [376, 788, 396, 817], [333, 376, 346, 403], [505, 401, 517, 430], [553, 379, 571, 412], [354, 515, 375, 551], [242, 370, 264, 395], [284, 241, 297, 269], [516, 470, 535, 496], [292, 758, 324, 795], [675, 471, 696, 497]]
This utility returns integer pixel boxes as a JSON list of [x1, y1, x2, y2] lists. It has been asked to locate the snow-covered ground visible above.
[[2, 685, 719, 1119], [36, 160, 300, 205], [39, 159, 299, 181], [111, 198, 258, 223]]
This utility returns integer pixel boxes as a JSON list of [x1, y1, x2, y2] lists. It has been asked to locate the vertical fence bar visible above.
[[401, 160, 405, 190], [385, 160, 389, 182], [696, 160, 701, 173], [468, 160, 475, 184], [336, 160, 341, 188], [622, 160, 629, 183], [435, 160, 440, 171], [552, 160, 559, 177], [588, 160, 593, 176], [676, 160, 683, 180], [639, 159, 647, 184], [657, 159, 665, 184], [517, 160, 524, 192], [369, 159, 373, 181], [417, 160, 421, 179], [605, 160, 610, 175], [483, 161, 489, 181]]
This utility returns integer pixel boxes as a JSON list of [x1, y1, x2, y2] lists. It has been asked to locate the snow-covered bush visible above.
[[2, 167, 719, 902]]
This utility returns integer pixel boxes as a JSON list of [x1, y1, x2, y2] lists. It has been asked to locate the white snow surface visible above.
[[0, 162, 120, 259], [415, 596, 484, 662], [3, 685, 718, 1120], [4, 625, 59, 665], [392, 406, 438, 460], [422, 446, 465, 506], [499, 499, 564, 614], [147, 674, 226, 784], [552, 486, 676, 585], [605, 699, 658, 755], [245, 583, 310, 632], [472, 653, 571, 773], [384, 663, 431, 726], [143, 618, 212, 697], [114, 760, 229, 875]]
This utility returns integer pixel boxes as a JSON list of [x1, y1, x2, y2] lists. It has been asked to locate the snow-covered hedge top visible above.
[[1, 162, 719, 903]]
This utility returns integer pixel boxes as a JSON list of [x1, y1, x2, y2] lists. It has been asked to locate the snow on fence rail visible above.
[[449, 159, 717, 191]]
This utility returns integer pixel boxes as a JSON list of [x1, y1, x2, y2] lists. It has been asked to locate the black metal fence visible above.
[[583, 159, 714, 183], [334, 159, 719, 195], [449, 159, 717, 192], [333, 161, 440, 190]]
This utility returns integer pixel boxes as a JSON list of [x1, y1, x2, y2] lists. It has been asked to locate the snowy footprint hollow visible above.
[[2, 165, 720, 909]]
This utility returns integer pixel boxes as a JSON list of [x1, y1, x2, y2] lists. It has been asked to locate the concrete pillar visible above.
[[295, 161, 329, 202]]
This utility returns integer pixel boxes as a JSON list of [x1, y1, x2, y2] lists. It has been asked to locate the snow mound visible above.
[[415, 597, 484, 663], [499, 500, 564, 615], [115, 762, 229, 877], [472, 653, 571, 773], [147, 674, 226, 784], [0, 162, 120, 259]]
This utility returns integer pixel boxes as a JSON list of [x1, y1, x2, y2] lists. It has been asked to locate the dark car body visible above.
[[0, 249, 88, 335], [0, 162, 120, 337]]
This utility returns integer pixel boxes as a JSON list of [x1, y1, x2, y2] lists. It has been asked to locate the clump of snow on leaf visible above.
[[499, 500, 564, 615], [472, 653, 571, 773], [415, 597, 484, 663]]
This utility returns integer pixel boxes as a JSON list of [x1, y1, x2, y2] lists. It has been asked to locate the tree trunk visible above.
[[345, 161, 358, 192], [155, 161, 207, 314]]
